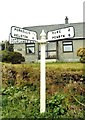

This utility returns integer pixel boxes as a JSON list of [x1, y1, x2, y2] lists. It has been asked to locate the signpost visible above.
[[47, 26, 74, 41], [11, 26, 37, 41], [10, 26, 74, 114], [10, 27, 47, 113], [9, 33, 35, 44], [38, 30, 46, 113]]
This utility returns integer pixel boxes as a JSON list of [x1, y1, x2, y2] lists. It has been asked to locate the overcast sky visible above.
[[0, 0, 84, 42]]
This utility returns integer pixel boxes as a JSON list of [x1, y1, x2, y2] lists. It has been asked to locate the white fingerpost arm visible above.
[[38, 30, 46, 113]]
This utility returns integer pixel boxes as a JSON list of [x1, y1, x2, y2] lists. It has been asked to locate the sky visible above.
[[0, 0, 84, 42]]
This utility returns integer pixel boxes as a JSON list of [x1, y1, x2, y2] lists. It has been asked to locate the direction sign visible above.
[[9, 28, 75, 114], [11, 26, 37, 41], [9, 34, 35, 44], [47, 26, 74, 41]]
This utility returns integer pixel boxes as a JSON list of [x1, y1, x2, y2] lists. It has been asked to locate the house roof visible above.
[[23, 22, 85, 40]]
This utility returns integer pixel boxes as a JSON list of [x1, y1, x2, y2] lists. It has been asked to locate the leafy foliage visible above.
[[0, 41, 14, 51], [77, 48, 85, 63], [2, 85, 39, 118], [1, 86, 67, 119], [80, 56, 85, 63], [47, 94, 67, 116], [1, 50, 25, 64], [1, 63, 85, 119], [1, 43, 5, 50], [77, 48, 85, 57], [1, 85, 84, 119]]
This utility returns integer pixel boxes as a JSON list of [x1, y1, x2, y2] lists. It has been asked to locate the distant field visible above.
[[46, 62, 84, 70], [2, 62, 84, 73], [2, 62, 84, 70]]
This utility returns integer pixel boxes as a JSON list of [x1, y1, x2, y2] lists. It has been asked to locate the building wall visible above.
[[14, 43, 38, 62], [14, 39, 84, 62], [13, 22, 85, 62], [58, 39, 84, 62]]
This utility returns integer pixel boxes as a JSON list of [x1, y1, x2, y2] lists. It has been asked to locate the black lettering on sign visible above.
[[68, 34, 70, 37], [68, 28, 70, 31], [52, 36, 56, 39], [59, 30, 61, 33]]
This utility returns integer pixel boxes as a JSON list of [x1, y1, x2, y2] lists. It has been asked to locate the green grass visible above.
[[2, 62, 84, 70], [46, 62, 84, 70]]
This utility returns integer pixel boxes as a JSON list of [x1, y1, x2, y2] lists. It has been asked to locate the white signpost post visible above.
[[10, 26, 74, 114], [38, 30, 46, 113]]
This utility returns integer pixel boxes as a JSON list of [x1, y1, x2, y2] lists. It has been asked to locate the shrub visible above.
[[77, 48, 85, 63], [77, 48, 85, 57], [1, 50, 11, 62], [80, 56, 85, 63], [10, 52, 25, 64], [1, 50, 25, 64]]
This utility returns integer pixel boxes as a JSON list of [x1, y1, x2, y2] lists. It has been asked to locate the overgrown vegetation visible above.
[[1, 50, 25, 64], [1, 62, 85, 119]]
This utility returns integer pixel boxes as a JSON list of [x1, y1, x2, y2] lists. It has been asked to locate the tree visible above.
[[6, 41, 14, 52], [1, 41, 5, 50], [1, 41, 14, 52]]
